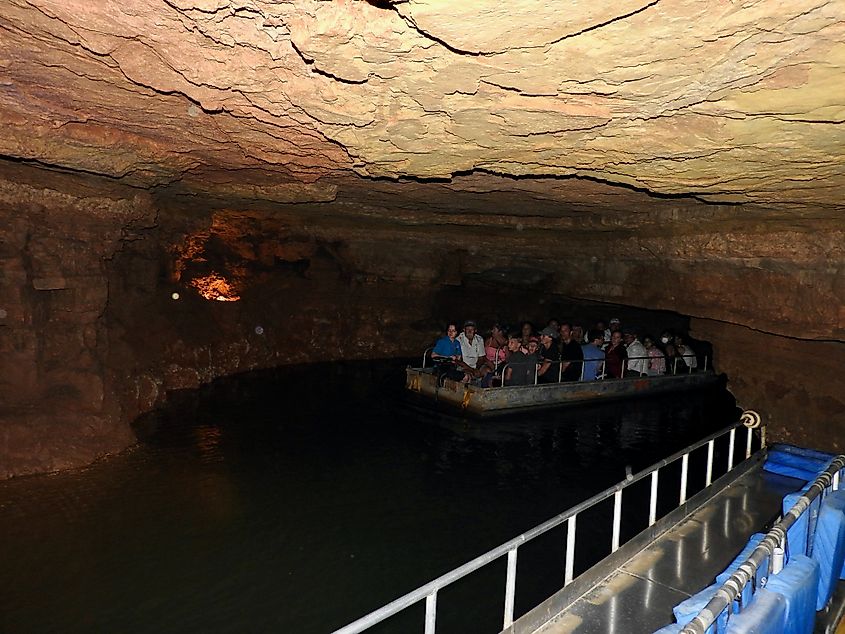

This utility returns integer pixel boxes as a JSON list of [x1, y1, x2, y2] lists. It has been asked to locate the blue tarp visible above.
[[783, 486, 819, 558], [811, 490, 845, 610], [672, 583, 728, 633], [652, 624, 683, 634], [763, 555, 820, 634], [764, 445, 831, 482], [716, 533, 766, 609], [769, 444, 836, 463], [724, 588, 787, 633]]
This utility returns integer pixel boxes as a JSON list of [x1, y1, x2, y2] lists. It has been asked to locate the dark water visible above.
[[0, 361, 739, 634]]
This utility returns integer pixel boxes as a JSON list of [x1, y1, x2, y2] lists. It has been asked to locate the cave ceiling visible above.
[[1, 0, 844, 216]]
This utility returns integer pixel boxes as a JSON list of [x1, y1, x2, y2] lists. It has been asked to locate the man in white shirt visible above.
[[457, 320, 489, 381], [624, 329, 649, 377]]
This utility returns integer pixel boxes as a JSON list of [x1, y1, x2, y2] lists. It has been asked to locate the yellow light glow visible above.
[[190, 273, 241, 302]]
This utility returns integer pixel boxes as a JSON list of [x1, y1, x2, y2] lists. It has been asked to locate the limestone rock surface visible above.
[[1, 0, 844, 207]]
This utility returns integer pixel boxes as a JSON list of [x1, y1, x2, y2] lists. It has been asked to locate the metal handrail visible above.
[[494, 356, 708, 386], [333, 418, 756, 634], [681, 453, 845, 634], [422, 347, 432, 368]]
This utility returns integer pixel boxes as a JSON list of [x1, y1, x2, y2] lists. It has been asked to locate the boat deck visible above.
[[508, 462, 804, 634]]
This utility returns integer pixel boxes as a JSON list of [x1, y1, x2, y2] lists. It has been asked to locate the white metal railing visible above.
[[333, 416, 759, 634], [497, 355, 709, 386], [681, 449, 845, 633]]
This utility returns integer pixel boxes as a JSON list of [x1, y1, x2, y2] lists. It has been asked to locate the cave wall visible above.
[[1, 163, 843, 477], [0, 167, 154, 476]]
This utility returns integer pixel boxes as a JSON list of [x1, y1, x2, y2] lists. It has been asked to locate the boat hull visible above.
[[405, 367, 719, 415]]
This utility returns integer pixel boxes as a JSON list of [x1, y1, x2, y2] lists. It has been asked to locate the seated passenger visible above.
[[663, 342, 687, 375], [581, 330, 606, 381], [484, 323, 508, 371], [520, 321, 535, 349], [571, 324, 585, 344], [624, 329, 649, 377], [593, 319, 611, 346], [604, 331, 628, 378], [558, 322, 585, 382], [504, 333, 538, 386], [675, 335, 698, 370], [457, 320, 490, 381], [643, 336, 666, 376], [431, 323, 466, 382], [536, 326, 561, 383]]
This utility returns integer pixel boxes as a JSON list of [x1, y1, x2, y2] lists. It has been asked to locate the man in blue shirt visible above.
[[431, 323, 466, 382], [432, 323, 462, 361], [581, 330, 606, 381]]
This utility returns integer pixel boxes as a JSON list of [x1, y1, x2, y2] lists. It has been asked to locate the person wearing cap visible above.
[[457, 320, 489, 381], [536, 326, 561, 383]]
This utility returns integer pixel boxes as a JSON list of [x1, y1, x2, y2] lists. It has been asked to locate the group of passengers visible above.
[[431, 318, 700, 387]]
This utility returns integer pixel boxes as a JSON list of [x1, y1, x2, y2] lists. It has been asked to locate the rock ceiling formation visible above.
[[2, 0, 844, 210]]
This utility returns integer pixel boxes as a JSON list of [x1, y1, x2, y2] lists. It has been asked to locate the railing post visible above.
[[612, 490, 622, 552], [503, 548, 518, 629], [706, 439, 715, 486], [424, 591, 437, 634], [580, 360, 585, 381], [680, 453, 689, 505], [649, 470, 659, 526], [558, 361, 563, 382], [534, 364, 538, 385], [704, 355, 708, 372], [673, 357, 678, 375], [565, 515, 577, 585], [728, 428, 736, 470], [746, 426, 753, 458]]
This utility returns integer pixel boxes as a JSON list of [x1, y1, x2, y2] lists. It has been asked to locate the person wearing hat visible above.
[[457, 320, 489, 381], [536, 326, 561, 383]]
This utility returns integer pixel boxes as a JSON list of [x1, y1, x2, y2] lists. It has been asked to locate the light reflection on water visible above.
[[0, 360, 737, 634]]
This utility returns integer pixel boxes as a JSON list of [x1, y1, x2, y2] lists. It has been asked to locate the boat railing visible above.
[[422, 348, 708, 378], [681, 449, 845, 633], [498, 355, 709, 387], [332, 415, 760, 634]]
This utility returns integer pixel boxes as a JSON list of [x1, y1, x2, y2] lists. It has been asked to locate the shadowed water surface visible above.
[[0, 360, 738, 633]]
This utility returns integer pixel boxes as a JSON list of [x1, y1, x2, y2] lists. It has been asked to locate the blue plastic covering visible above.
[[673, 583, 728, 633], [724, 588, 787, 633], [769, 444, 835, 462], [811, 490, 845, 610], [716, 533, 766, 608], [652, 624, 683, 634], [764, 555, 820, 634], [783, 486, 820, 558], [763, 446, 831, 481]]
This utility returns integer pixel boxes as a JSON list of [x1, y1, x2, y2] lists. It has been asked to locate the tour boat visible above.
[[405, 357, 718, 415]]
